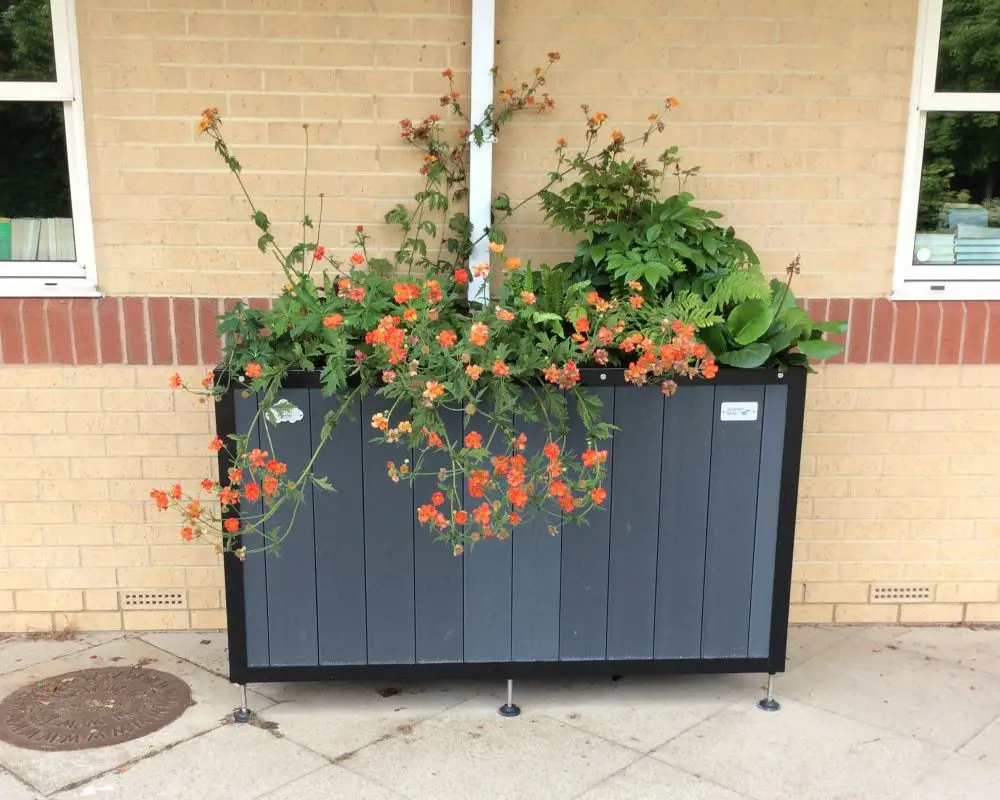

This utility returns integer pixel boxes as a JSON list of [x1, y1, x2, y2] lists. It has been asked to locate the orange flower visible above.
[[648, 113, 659, 122], [469, 322, 489, 347], [417, 504, 436, 524], [556, 137, 567, 148], [427, 431, 444, 448], [442, 67, 454, 79], [244, 483, 261, 502], [520, 291, 536, 305], [266, 460, 287, 475], [201, 478, 215, 491], [449, 91, 460, 101], [513, 432, 527, 451], [323, 313, 343, 329], [473, 503, 492, 525], [350, 252, 365, 266], [509, 512, 521, 526], [150, 489, 169, 511], [629, 295, 645, 309], [454, 268, 469, 285], [488, 241, 504, 254], [465, 431, 483, 449], [466, 364, 484, 380], [219, 486, 240, 505], [180, 526, 194, 542], [228, 467, 242, 484], [598, 326, 614, 345], [495, 307, 515, 322], [169, 373, 182, 389], [347, 287, 366, 302], [423, 380, 445, 402], [201, 373, 214, 388], [248, 448, 269, 467], [313, 245, 326, 260], [185, 500, 202, 518], [425, 279, 443, 303], [468, 469, 490, 497], [431, 491, 445, 507], [543, 441, 560, 461], [573, 316, 589, 334], [262, 475, 279, 496], [627, 280, 643, 291], [548, 480, 568, 498], [591, 487, 608, 504], [472, 261, 490, 279], [667, 96, 679, 108], [507, 486, 528, 509], [547, 460, 565, 477], [594, 348, 609, 365], [245, 362, 263, 379], [393, 282, 420, 304], [209, 437, 224, 453], [170, 483, 183, 500], [611, 129, 624, 143], [403, 308, 418, 323], [454, 510, 468, 525], [582, 449, 608, 468], [491, 360, 510, 377], [382, 370, 396, 384], [224, 518, 240, 533], [438, 329, 458, 348], [505, 257, 522, 270]]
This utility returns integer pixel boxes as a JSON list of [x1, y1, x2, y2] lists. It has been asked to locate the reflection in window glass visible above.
[[0, 0, 56, 82], [0, 101, 75, 261], [914, 112, 1000, 266], [936, 0, 1000, 94]]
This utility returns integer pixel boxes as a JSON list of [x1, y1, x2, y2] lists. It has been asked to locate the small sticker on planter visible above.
[[720, 402, 758, 422], [265, 399, 304, 425]]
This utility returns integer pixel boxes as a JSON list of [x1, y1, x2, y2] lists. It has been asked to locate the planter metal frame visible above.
[[219, 367, 806, 688]]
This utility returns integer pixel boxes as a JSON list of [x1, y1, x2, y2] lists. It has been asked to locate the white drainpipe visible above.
[[467, 0, 495, 305]]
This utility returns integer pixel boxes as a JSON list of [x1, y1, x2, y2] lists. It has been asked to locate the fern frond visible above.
[[663, 291, 724, 329], [707, 266, 771, 311]]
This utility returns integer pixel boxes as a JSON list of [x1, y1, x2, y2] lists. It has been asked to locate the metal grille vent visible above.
[[121, 591, 187, 609], [870, 584, 933, 603]]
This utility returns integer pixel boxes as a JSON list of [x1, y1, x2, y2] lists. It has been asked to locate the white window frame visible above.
[[894, 0, 1000, 301], [0, 0, 97, 297]]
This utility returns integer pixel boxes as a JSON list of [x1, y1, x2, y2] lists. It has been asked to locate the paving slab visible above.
[[0, 768, 43, 800], [891, 752, 1000, 800], [258, 764, 407, 800], [847, 624, 1000, 678], [141, 631, 229, 678], [0, 639, 94, 678], [577, 757, 752, 800], [654, 697, 947, 800], [0, 638, 273, 796], [345, 703, 640, 800], [958, 714, 1000, 765], [779, 635, 1000, 750], [51, 724, 327, 800], [257, 679, 482, 759], [783, 625, 847, 671]]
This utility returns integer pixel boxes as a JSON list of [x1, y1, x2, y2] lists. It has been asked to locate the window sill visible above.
[[0, 281, 102, 299], [892, 281, 1000, 302]]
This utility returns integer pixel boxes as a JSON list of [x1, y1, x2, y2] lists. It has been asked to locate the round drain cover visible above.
[[0, 667, 193, 751]]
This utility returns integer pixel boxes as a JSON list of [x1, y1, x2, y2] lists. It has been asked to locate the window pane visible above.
[[936, 0, 1000, 93], [0, 0, 56, 82], [0, 101, 75, 261]]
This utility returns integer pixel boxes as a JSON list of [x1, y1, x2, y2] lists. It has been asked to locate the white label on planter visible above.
[[720, 402, 758, 422]]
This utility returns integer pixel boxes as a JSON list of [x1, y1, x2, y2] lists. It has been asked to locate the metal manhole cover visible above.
[[0, 667, 193, 751]]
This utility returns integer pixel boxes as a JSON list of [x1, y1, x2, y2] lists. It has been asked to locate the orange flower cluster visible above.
[[542, 360, 581, 388], [622, 319, 717, 391], [393, 282, 420, 304], [365, 315, 408, 364]]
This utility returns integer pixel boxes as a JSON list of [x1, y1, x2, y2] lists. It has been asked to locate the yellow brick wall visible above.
[[3, 364, 1000, 631], [78, 0, 917, 299]]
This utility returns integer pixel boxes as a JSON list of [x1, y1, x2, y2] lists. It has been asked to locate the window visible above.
[[0, 0, 95, 296], [895, 0, 1000, 300]]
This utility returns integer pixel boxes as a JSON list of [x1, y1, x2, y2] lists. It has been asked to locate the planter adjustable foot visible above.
[[233, 684, 251, 724], [498, 679, 521, 718], [757, 673, 780, 712]]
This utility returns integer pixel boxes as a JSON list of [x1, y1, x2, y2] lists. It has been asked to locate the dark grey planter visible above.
[[219, 367, 805, 686]]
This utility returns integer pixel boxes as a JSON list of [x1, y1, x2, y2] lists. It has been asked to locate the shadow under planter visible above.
[[217, 368, 806, 713]]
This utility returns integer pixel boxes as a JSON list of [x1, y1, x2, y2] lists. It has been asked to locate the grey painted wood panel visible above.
[[361, 393, 416, 664], [607, 387, 665, 660], [748, 384, 788, 658], [413, 409, 464, 663], [261, 389, 319, 667], [311, 392, 367, 665], [234, 391, 270, 668], [511, 412, 561, 661], [654, 385, 715, 659], [559, 388, 614, 660], [463, 406, 512, 662], [702, 385, 765, 659]]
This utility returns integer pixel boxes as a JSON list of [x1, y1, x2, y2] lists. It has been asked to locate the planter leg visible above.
[[233, 684, 251, 723], [757, 674, 780, 712], [498, 679, 521, 718]]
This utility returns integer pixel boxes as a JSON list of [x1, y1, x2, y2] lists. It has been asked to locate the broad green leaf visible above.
[[796, 339, 845, 359], [699, 324, 728, 356], [764, 327, 801, 355], [645, 223, 662, 243], [770, 279, 796, 315], [726, 300, 774, 345], [718, 342, 772, 368], [779, 306, 812, 335], [813, 320, 849, 334]]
